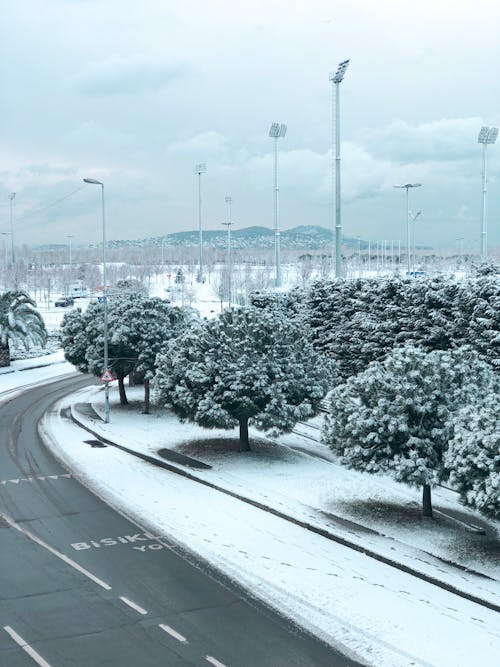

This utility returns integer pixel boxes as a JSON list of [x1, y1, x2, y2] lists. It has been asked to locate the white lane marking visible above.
[[3, 626, 53, 667], [206, 656, 227, 667], [0, 474, 72, 485], [0, 510, 112, 591], [159, 623, 188, 643], [119, 596, 148, 615]]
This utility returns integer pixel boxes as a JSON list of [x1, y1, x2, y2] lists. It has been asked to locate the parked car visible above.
[[55, 296, 74, 307]]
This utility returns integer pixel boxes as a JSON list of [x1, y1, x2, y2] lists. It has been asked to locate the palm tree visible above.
[[0, 291, 47, 366]]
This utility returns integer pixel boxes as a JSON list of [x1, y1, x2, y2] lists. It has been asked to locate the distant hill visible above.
[[105, 225, 361, 251]]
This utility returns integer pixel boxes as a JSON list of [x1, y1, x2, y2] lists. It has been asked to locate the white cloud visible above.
[[72, 55, 188, 95]]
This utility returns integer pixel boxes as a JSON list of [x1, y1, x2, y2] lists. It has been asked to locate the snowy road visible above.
[[0, 375, 360, 667]]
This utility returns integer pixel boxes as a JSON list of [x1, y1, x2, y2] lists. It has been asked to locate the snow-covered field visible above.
[[38, 382, 500, 667]]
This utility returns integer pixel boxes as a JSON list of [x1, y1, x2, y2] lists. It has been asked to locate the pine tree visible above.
[[445, 394, 500, 518], [154, 306, 337, 451], [322, 345, 496, 517]]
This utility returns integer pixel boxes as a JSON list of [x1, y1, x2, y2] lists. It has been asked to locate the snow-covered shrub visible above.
[[154, 306, 337, 451], [322, 345, 497, 516], [445, 395, 499, 519]]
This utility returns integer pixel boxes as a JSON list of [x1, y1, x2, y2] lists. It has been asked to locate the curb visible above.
[[67, 404, 500, 615]]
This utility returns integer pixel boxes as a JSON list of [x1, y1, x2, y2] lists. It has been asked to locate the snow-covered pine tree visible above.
[[322, 345, 496, 517], [154, 306, 337, 451], [467, 275, 500, 372], [445, 394, 500, 518], [60, 307, 90, 372], [130, 298, 193, 412]]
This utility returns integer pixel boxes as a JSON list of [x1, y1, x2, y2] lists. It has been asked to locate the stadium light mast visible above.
[[329, 59, 349, 278], [478, 126, 498, 261], [269, 122, 287, 288], [194, 163, 207, 282], [393, 183, 422, 275]]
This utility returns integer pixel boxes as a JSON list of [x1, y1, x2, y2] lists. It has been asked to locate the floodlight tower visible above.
[[478, 126, 498, 261], [269, 122, 287, 288], [194, 163, 207, 282], [393, 183, 422, 275], [329, 59, 349, 278], [8, 192, 16, 266]]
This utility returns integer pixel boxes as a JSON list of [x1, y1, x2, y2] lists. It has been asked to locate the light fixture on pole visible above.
[[410, 210, 422, 274], [393, 183, 422, 275], [222, 196, 234, 306], [478, 126, 498, 261], [194, 163, 207, 282], [269, 122, 287, 288], [83, 178, 110, 424], [329, 59, 350, 278], [8, 193, 16, 266]]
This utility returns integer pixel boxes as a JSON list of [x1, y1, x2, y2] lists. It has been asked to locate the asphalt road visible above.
[[0, 374, 363, 667]]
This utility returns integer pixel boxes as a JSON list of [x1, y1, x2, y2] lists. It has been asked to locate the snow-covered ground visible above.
[[38, 382, 500, 667], [0, 350, 75, 399]]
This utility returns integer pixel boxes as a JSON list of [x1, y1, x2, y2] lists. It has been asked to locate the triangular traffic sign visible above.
[[100, 369, 114, 383]]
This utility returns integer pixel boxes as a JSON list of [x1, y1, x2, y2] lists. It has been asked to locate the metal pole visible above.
[[198, 171, 203, 281], [273, 136, 281, 287], [480, 142, 487, 261], [335, 80, 342, 278], [406, 187, 411, 275], [8, 193, 15, 266], [100, 184, 110, 424], [226, 197, 232, 305], [368, 239, 371, 273]]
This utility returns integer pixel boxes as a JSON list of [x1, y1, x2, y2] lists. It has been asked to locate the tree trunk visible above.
[[0, 342, 10, 367], [143, 378, 150, 415], [422, 484, 433, 518], [118, 375, 128, 405], [239, 418, 251, 452]]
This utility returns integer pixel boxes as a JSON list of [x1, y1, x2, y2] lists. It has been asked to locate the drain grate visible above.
[[83, 439, 107, 448]]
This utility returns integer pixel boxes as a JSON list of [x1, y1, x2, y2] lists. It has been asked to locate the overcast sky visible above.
[[1, 0, 499, 250]]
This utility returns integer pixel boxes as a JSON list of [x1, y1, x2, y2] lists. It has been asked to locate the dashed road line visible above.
[[206, 656, 227, 667], [119, 596, 148, 615], [0, 510, 112, 591], [3, 625, 52, 667], [159, 623, 188, 643], [0, 473, 72, 485]]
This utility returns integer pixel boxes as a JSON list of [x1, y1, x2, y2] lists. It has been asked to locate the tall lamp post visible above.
[[393, 183, 422, 275], [83, 178, 110, 424], [194, 163, 207, 282], [478, 126, 498, 261], [330, 59, 350, 278], [222, 196, 234, 306], [269, 122, 287, 288], [8, 193, 16, 266]]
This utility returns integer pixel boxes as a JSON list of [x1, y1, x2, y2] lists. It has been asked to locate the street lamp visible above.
[[478, 126, 498, 261], [222, 196, 234, 306], [393, 183, 422, 275], [269, 122, 287, 288], [410, 210, 422, 274], [83, 178, 110, 423], [8, 193, 16, 266], [194, 163, 207, 282], [329, 59, 350, 278]]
